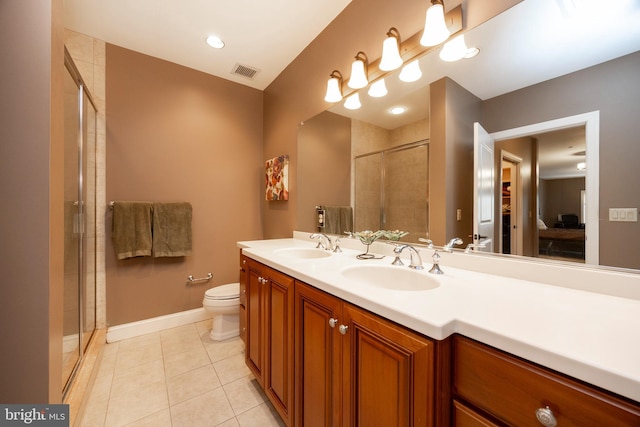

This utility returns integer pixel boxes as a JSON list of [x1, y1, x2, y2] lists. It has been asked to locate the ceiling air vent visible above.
[[231, 63, 260, 80]]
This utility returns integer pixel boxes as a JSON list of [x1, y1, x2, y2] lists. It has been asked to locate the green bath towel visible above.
[[152, 202, 192, 257], [112, 202, 153, 260]]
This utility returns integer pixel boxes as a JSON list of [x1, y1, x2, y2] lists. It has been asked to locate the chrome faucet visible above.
[[310, 233, 333, 251], [465, 238, 492, 253], [393, 244, 424, 270], [443, 237, 463, 252]]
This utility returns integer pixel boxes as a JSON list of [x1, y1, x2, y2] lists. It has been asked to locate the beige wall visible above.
[[105, 45, 263, 326], [297, 111, 351, 232], [0, 0, 65, 403], [263, 0, 520, 240], [482, 51, 640, 269]]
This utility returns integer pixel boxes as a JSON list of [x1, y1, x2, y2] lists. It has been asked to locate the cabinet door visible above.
[[265, 267, 295, 425], [342, 304, 434, 427], [244, 258, 265, 385], [295, 281, 343, 427]]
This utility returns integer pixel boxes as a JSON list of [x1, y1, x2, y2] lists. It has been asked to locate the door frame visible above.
[[490, 111, 599, 265], [500, 151, 523, 255]]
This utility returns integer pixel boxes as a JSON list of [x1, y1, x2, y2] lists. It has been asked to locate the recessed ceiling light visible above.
[[390, 106, 406, 115], [206, 35, 225, 49]]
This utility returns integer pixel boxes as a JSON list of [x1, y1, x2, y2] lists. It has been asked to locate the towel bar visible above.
[[187, 273, 213, 284]]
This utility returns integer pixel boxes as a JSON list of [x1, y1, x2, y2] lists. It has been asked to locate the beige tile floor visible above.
[[80, 320, 285, 427]]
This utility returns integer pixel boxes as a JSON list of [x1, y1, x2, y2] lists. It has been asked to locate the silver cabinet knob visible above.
[[339, 325, 348, 335], [535, 406, 557, 427], [329, 318, 338, 328]]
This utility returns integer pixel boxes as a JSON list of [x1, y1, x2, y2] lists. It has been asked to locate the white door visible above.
[[473, 123, 495, 252]]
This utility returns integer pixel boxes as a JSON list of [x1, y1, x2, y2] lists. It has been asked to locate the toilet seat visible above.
[[204, 283, 240, 300]]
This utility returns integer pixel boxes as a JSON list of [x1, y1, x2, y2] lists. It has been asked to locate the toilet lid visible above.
[[205, 283, 240, 300]]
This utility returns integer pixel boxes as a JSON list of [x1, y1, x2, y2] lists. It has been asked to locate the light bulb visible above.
[[368, 79, 388, 97], [324, 73, 343, 103], [344, 93, 362, 110], [420, 3, 451, 47], [399, 60, 423, 83]]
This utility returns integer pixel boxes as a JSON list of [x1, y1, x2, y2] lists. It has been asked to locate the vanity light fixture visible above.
[[379, 27, 403, 71], [206, 35, 225, 49], [348, 52, 369, 89], [368, 79, 388, 97], [420, 0, 451, 47], [324, 70, 344, 103], [344, 93, 362, 110], [399, 59, 423, 82], [344, 92, 362, 110], [439, 34, 479, 62]]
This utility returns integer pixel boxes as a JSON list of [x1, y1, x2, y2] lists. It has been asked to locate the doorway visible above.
[[500, 153, 522, 255], [490, 111, 599, 265]]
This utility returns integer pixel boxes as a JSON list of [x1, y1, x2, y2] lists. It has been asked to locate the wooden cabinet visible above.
[[452, 335, 640, 427], [239, 254, 247, 344], [295, 280, 436, 427], [243, 256, 294, 425]]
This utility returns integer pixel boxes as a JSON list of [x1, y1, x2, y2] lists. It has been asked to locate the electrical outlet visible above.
[[609, 208, 638, 222]]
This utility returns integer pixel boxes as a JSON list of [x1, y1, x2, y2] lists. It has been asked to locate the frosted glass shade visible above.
[[439, 35, 479, 62], [324, 74, 342, 102], [368, 79, 388, 97], [399, 60, 422, 83], [420, 3, 451, 47], [380, 35, 403, 71], [348, 59, 368, 89], [344, 93, 361, 110]]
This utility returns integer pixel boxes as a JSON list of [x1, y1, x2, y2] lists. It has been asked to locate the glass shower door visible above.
[[62, 50, 97, 396], [62, 67, 81, 389]]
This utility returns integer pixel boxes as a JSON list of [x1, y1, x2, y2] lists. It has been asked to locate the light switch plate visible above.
[[609, 208, 638, 222]]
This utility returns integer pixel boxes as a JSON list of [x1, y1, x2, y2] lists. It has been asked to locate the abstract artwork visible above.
[[265, 155, 289, 200]]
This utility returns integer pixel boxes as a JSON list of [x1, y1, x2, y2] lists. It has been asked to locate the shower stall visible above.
[[62, 48, 97, 397]]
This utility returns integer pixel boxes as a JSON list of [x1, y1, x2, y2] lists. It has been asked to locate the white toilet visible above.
[[202, 283, 240, 341]]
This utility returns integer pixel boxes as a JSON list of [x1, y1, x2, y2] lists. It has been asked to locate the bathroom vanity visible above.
[[238, 235, 640, 426]]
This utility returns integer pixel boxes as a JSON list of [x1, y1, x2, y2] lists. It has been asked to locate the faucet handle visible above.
[[333, 238, 343, 253], [418, 238, 434, 248]]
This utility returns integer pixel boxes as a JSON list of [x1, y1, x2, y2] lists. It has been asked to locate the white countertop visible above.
[[238, 236, 640, 403]]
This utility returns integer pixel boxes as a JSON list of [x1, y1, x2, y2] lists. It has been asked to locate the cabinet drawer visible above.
[[454, 336, 640, 427], [453, 400, 500, 427]]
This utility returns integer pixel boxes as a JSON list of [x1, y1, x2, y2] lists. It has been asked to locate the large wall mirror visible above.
[[298, 0, 640, 271]]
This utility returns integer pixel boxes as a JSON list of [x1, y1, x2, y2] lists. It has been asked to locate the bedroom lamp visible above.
[[324, 70, 343, 103], [380, 28, 403, 71], [348, 52, 369, 89], [420, 0, 451, 47]]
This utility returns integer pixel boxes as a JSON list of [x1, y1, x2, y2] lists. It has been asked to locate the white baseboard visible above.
[[106, 308, 211, 343]]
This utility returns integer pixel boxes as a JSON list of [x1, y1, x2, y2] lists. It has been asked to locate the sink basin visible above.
[[340, 265, 439, 291], [274, 247, 332, 259]]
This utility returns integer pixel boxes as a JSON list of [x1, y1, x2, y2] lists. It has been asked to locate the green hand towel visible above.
[[112, 202, 153, 260], [152, 202, 192, 257]]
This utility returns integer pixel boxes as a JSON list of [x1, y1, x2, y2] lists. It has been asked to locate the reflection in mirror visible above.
[[298, 0, 640, 271], [354, 141, 429, 243]]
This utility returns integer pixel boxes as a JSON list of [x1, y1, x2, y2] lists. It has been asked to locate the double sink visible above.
[[274, 246, 439, 292]]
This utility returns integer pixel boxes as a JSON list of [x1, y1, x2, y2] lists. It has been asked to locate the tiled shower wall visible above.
[[64, 29, 107, 329]]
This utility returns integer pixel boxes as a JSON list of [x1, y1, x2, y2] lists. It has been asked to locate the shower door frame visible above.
[[63, 48, 98, 398]]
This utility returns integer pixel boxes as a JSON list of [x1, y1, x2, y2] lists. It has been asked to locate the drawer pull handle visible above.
[[535, 406, 557, 427], [329, 318, 338, 328], [339, 325, 349, 335]]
